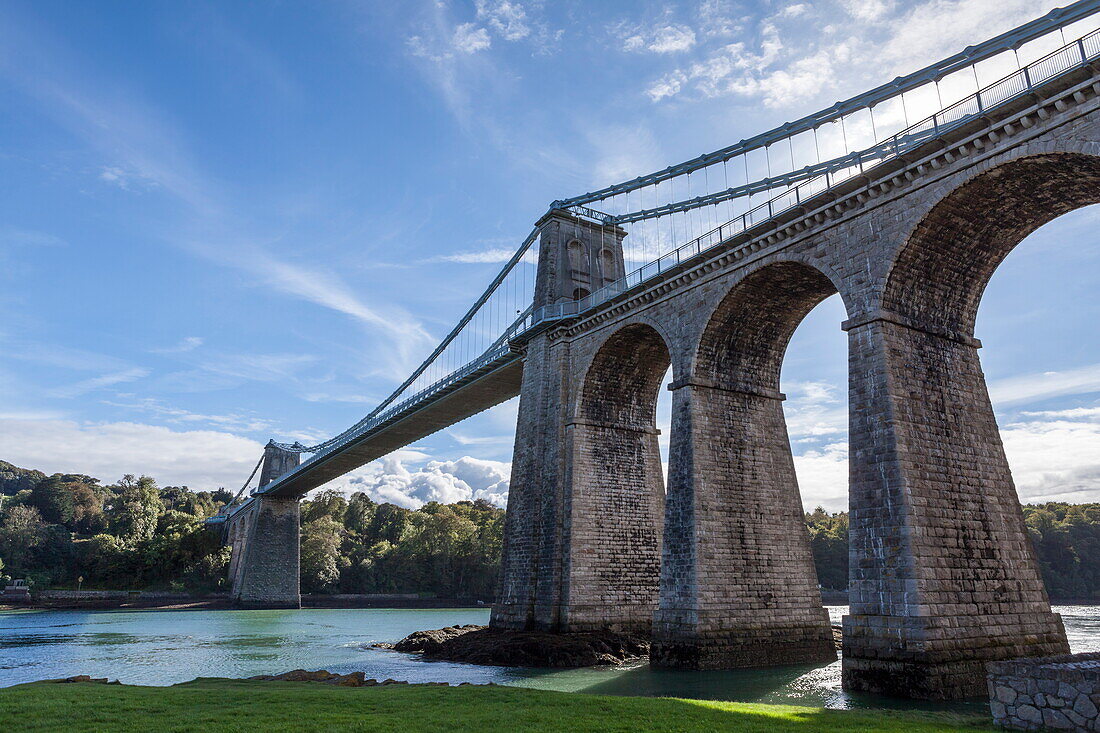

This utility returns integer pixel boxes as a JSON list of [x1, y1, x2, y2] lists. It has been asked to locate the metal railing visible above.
[[556, 0, 1100, 209], [540, 26, 1100, 326]]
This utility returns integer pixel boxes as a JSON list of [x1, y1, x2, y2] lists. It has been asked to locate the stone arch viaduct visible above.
[[217, 30, 1100, 700], [492, 68, 1100, 699]]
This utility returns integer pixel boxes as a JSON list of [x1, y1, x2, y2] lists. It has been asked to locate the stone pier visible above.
[[226, 443, 302, 609]]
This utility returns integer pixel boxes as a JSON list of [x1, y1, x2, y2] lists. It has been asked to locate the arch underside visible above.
[[563, 324, 670, 632], [886, 153, 1100, 334]]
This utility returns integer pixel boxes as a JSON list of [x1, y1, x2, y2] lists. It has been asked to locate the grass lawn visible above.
[[0, 678, 994, 732]]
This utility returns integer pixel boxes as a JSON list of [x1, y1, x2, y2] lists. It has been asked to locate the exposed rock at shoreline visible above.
[[386, 624, 484, 654], [385, 625, 650, 668], [45, 675, 120, 684], [247, 669, 445, 687]]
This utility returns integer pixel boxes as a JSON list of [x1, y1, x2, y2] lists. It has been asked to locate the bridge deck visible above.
[[256, 352, 524, 499]]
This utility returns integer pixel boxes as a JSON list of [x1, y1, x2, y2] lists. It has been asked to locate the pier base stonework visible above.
[[652, 261, 837, 669], [493, 322, 667, 634], [229, 496, 301, 609], [651, 381, 835, 669], [987, 654, 1100, 731], [842, 319, 1068, 699]]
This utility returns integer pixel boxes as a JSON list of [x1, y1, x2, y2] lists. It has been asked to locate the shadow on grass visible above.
[[0, 678, 995, 732]]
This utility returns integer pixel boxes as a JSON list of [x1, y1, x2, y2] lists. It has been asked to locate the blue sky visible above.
[[2, 0, 1100, 510]]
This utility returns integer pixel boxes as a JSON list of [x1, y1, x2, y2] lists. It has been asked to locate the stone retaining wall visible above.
[[987, 653, 1100, 731]]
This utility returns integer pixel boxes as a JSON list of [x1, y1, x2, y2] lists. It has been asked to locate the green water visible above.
[[1, 605, 1096, 713]]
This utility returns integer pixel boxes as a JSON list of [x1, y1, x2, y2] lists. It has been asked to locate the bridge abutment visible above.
[[229, 495, 301, 608], [842, 318, 1068, 699], [651, 379, 835, 669], [227, 443, 302, 609]]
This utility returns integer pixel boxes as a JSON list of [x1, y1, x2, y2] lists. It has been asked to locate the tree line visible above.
[[806, 503, 1100, 601], [0, 461, 503, 599], [2, 460, 1097, 601]]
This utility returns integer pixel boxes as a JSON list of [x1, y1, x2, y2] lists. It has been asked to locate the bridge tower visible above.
[[226, 442, 302, 609], [493, 209, 652, 632]]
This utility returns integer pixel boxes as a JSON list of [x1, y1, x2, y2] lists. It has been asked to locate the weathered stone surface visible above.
[[227, 494, 301, 609], [988, 652, 1100, 730], [226, 445, 302, 609], [386, 625, 483, 654]]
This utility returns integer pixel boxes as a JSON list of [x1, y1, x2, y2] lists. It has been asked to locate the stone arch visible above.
[[695, 259, 841, 391], [564, 322, 672, 632], [566, 239, 585, 273], [652, 259, 840, 669], [599, 248, 617, 284], [577, 322, 672, 429], [884, 151, 1100, 334]]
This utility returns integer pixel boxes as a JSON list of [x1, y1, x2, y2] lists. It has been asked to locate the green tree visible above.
[[344, 493, 376, 535], [29, 475, 105, 534], [107, 475, 162, 544], [0, 460, 46, 495], [0, 505, 48, 572], [301, 516, 343, 593], [805, 507, 848, 591], [301, 490, 348, 524], [366, 503, 412, 545], [210, 488, 234, 506]]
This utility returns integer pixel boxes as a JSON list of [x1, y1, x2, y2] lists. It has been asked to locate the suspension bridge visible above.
[[213, 0, 1100, 699]]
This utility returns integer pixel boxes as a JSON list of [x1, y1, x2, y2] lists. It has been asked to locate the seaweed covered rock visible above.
[[390, 626, 650, 668], [390, 624, 483, 654]]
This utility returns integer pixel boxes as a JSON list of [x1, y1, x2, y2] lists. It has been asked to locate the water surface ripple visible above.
[[1, 605, 1095, 713]]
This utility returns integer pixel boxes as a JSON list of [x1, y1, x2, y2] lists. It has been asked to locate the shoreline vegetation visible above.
[[2, 459, 1098, 605], [0, 592, 487, 612], [0, 677, 996, 732]]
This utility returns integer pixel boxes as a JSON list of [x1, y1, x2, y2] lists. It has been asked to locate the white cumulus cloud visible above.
[[329, 454, 510, 508], [454, 23, 492, 54], [0, 418, 262, 489]]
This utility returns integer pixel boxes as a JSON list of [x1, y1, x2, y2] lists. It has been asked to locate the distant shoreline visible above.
[[0, 594, 489, 612], [2, 594, 1093, 613]]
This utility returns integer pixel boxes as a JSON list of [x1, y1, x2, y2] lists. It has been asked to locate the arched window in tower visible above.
[[600, 248, 617, 283], [573, 287, 591, 301], [567, 239, 585, 274]]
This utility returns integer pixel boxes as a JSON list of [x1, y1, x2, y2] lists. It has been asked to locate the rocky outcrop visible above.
[[247, 670, 433, 687], [387, 624, 484, 654], [45, 675, 120, 684], [387, 625, 650, 668]]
